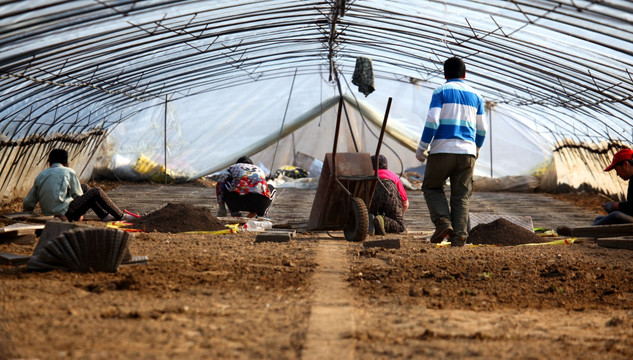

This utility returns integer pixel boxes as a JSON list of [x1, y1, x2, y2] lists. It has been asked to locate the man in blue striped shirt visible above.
[[416, 57, 487, 246]]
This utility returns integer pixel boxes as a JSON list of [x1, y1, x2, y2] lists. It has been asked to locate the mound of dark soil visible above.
[[468, 218, 548, 246], [130, 202, 225, 233]]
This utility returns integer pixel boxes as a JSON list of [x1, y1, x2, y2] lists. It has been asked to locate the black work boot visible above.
[[450, 236, 467, 247], [373, 215, 386, 236], [430, 218, 453, 243]]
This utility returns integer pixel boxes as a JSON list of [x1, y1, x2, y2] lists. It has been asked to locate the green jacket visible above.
[[23, 163, 83, 216]]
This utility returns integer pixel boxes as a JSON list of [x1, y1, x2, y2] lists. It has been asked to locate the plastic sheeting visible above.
[[104, 75, 552, 181], [2, 1, 633, 199]]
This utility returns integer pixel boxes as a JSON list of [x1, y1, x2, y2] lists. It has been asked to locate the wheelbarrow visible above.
[[306, 96, 393, 242]]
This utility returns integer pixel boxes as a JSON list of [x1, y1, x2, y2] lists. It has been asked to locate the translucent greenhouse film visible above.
[[2, 0, 633, 200]]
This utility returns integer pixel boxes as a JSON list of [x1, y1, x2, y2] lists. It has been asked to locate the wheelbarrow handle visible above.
[[331, 95, 345, 177]]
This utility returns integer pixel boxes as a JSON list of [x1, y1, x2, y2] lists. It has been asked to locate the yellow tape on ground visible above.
[[435, 242, 495, 248], [536, 230, 558, 237], [107, 223, 241, 235], [518, 237, 576, 246], [106, 220, 143, 232], [435, 237, 577, 248], [183, 223, 240, 235]]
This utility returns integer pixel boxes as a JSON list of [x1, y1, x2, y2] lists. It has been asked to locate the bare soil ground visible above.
[[1, 182, 632, 359]]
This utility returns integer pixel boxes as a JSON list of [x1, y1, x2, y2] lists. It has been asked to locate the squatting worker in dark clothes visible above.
[[416, 57, 487, 247], [369, 155, 407, 235], [216, 156, 276, 218], [592, 148, 633, 225], [23, 149, 138, 222]]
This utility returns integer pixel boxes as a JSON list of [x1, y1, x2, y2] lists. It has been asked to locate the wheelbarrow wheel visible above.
[[344, 197, 369, 242]]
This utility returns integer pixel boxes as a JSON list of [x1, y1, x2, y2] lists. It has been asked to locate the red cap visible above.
[[604, 148, 633, 171]]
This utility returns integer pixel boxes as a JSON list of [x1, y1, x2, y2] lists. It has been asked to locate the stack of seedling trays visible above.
[[26, 227, 132, 273]]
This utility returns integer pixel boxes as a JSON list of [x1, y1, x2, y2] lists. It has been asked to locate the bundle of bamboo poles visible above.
[[0, 130, 105, 204], [551, 139, 628, 201]]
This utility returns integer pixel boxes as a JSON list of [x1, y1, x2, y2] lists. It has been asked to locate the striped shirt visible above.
[[418, 79, 486, 155]]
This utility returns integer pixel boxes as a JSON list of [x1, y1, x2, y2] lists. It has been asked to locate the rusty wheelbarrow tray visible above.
[[306, 97, 393, 242]]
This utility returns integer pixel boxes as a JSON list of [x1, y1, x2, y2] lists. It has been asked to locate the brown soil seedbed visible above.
[[348, 239, 633, 359], [1, 230, 318, 359], [2, 184, 632, 359]]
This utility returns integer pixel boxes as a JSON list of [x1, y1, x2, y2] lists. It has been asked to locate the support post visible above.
[[164, 94, 168, 184]]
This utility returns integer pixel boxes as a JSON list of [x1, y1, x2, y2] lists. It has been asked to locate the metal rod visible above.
[[331, 95, 345, 177], [164, 94, 168, 184], [489, 107, 493, 178], [334, 177, 351, 197], [374, 97, 393, 166], [340, 99, 359, 152], [270, 67, 298, 174]]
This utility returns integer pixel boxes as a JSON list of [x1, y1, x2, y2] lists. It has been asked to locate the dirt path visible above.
[[303, 239, 355, 360]]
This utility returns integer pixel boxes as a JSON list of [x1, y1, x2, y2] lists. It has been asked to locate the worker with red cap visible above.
[[593, 148, 633, 225]]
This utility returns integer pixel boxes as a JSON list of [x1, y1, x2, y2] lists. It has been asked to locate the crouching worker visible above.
[[23, 149, 138, 222], [368, 155, 407, 235], [216, 156, 276, 218], [593, 148, 633, 225]]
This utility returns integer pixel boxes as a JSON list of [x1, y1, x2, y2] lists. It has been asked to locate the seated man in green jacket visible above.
[[23, 149, 137, 222]]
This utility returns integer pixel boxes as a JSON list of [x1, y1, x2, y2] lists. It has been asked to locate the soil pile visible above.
[[468, 218, 547, 246], [130, 202, 225, 233]]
